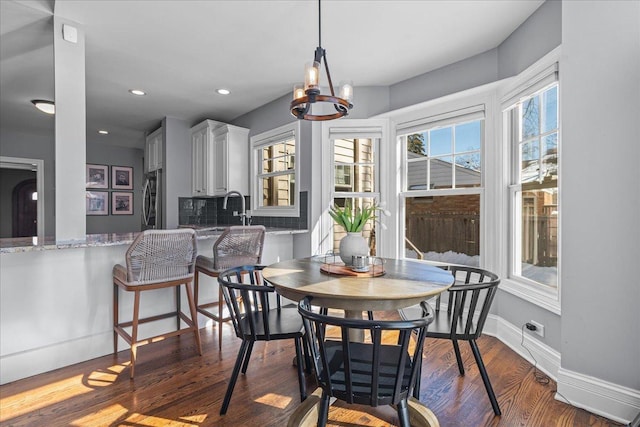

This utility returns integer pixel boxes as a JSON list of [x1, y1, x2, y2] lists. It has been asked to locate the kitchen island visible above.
[[0, 227, 306, 384]]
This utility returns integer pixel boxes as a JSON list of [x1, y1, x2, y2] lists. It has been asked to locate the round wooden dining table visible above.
[[262, 256, 455, 427], [262, 256, 454, 316]]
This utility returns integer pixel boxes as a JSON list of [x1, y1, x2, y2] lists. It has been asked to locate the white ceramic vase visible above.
[[339, 232, 369, 265]]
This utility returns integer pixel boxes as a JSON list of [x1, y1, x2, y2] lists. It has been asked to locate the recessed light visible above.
[[128, 89, 146, 96], [98, 130, 109, 135], [31, 100, 55, 115], [216, 89, 230, 95]]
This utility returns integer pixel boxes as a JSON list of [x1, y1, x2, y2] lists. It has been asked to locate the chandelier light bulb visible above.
[[304, 62, 320, 91], [293, 84, 305, 101]]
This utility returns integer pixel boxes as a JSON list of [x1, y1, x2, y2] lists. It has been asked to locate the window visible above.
[[250, 122, 300, 216], [506, 82, 559, 289], [331, 137, 379, 254], [399, 107, 485, 266]]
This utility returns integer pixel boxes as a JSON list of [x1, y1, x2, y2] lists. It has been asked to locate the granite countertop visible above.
[[0, 227, 307, 253]]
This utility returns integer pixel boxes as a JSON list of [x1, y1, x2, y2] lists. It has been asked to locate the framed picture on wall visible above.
[[86, 164, 109, 189], [86, 191, 108, 215], [112, 192, 133, 215], [112, 165, 133, 190]]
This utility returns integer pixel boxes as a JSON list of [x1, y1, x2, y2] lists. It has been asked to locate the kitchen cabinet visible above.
[[190, 120, 249, 196], [145, 127, 163, 172]]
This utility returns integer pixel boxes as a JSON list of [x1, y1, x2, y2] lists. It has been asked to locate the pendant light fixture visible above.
[[290, 0, 353, 121]]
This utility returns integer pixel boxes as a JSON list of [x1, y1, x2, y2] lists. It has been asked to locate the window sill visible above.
[[500, 277, 561, 315]]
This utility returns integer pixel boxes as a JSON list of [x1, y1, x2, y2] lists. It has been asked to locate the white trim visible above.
[[250, 122, 300, 217], [499, 278, 561, 315], [0, 156, 45, 240], [485, 314, 639, 424], [396, 104, 485, 136], [557, 368, 640, 425], [485, 314, 561, 380]]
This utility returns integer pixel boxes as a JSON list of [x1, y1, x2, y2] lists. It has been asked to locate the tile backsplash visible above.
[[179, 191, 308, 230]]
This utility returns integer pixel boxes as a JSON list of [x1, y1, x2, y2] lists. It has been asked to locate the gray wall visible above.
[[163, 116, 192, 229], [85, 143, 143, 234], [498, 0, 562, 79], [561, 0, 640, 390]]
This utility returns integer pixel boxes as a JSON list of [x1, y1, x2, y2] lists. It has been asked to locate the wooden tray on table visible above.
[[320, 262, 385, 277]]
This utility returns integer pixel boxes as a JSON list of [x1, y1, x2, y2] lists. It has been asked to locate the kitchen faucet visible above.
[[223, 190, 246, 225]]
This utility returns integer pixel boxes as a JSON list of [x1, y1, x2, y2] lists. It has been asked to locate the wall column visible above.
[[54, 17, 86, 243]]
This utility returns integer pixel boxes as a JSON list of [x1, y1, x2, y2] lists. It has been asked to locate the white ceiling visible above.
[[1, 0, 544, 150]]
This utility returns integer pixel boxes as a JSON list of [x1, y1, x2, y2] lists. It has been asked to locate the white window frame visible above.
[[397, 105, 486, 267], [250, 122, 300, 217], [500, 46, 561, 314]]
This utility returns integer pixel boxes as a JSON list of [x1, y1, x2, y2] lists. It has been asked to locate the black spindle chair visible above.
[[218, 265, 308, 415], [423, 265, 501, 415], [298, 296, 434, 427]]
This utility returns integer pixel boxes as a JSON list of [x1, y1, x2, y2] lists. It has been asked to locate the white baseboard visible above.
[[484, 314, 640, 425], [557, 368, 640, 425]]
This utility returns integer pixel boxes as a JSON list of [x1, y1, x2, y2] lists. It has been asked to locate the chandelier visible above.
[[290, 0, 353, 121]]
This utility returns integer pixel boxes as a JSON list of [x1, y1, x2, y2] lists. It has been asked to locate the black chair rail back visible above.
[[426, 264, 502, 416], [298, 297, 433, 426], [219, 265, 276, 341], [217, 265, 307, 416]]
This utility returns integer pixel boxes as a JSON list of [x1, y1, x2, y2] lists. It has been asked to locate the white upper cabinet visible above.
[[190, 120, 249, 196], [145, 127, 163, 172]]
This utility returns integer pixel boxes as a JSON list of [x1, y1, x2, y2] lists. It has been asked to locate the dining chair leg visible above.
[[130, 290, 141, 379], [317, 391, 331, 427], [240, 340, 255, 374], [294, 337, 307, 401], [175, 285, 181, 331], [396, 398, 411, 427], [194, 269, 200, 311], [184, 281, 202, 355], [469, 339, 501, 415], [220, 339, 251, 415], [218, 285, 223, 350], [452, 337, 465, 375], [113, 283, 119, 353]]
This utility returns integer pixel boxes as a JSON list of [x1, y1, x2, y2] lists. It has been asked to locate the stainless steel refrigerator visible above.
[[141, 170, 162, 230]]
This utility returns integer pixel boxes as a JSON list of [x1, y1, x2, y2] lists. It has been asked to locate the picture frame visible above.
[[86, 191, 109, 215], [86, 164, 109, 189], [112, 192, 133, 215], [112, 165, 133, 190]]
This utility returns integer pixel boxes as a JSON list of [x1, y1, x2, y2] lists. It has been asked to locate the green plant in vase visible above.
[[329, 202, 389, 265]]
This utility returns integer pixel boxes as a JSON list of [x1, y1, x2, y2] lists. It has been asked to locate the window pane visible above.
[[522, 97, 539, 139], [262, 175, 295, 207], [430, 156, 452, 189], [518, 188, 558, 287], [521, 139, 540, 183], [542, 86, 558, 133], [542, 133, 558, 182], [407, 158, 428, 190], [407, 133, 427, 156], [430, 127, 452, 156], [455, 153, 481, 188], [404, 194, 480, 266], [455, 121, 481, 152]]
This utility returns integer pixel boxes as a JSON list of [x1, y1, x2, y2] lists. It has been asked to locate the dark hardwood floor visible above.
[[0, 312, 621, 427]]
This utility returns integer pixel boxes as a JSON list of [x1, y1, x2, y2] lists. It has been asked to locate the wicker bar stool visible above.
[[194, 225, 266, 350], [113, 228, 202, 379]]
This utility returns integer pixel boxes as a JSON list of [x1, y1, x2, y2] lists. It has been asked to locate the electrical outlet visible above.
[[528, 320, 544, 337]]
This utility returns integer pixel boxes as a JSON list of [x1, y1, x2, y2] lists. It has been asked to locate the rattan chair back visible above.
[[213, 226, 265, 270], [124, 229, 197, 285]]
